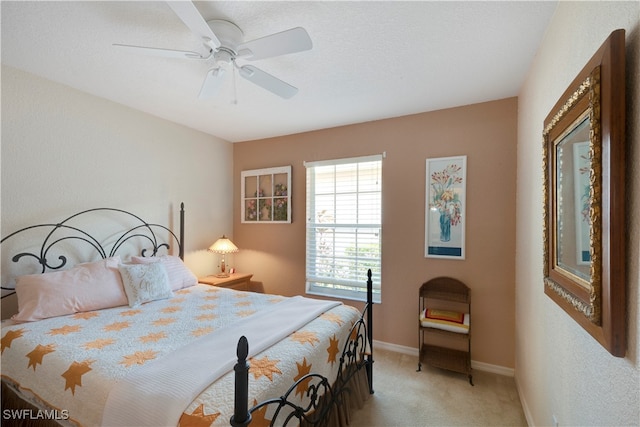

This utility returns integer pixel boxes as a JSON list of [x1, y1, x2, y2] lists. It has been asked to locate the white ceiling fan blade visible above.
[[113, 44, 206, 59], [239, 65, 298, 99], [198, 68, 227, 99], [166, 1, 220, 50], [237, 27, 312, 61]]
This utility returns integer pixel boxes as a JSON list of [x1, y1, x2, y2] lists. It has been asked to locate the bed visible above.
[[1, 204, 374, 426]]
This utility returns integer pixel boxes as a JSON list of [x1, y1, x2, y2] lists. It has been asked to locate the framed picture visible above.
[[241, 166, 291, 223], [542, 30, 626, 356], [425, 155, 466, 259]]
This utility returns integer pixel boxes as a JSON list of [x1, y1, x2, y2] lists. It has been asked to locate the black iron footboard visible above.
[[231, 269, 374, 427]]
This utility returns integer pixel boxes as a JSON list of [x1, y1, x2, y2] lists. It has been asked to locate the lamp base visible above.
[[216, 258, 230, 278]]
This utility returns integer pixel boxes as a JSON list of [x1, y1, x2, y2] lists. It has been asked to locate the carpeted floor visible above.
[[349, 348, 527, 427]]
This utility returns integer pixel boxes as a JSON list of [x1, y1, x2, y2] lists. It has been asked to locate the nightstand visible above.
[[199, 273, 254, 291]]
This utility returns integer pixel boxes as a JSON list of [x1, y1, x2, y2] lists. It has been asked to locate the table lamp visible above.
[[208, 235, 239, 277]]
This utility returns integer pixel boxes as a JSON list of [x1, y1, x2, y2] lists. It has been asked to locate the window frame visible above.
[[305, 154, 382, 303]]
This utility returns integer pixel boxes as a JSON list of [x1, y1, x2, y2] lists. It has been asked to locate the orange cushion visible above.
[[425, 308, 464, 324]]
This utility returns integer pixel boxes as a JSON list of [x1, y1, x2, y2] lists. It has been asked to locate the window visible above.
[[305, 155, 382, 303], [241, 166, 291, 223]]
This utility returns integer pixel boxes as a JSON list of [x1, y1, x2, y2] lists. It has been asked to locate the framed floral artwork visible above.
[[241, 166, 291, 223], [425, 155, 466, 259]]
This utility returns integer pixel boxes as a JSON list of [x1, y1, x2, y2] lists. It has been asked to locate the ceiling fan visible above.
[[114, 1, 312, 99]]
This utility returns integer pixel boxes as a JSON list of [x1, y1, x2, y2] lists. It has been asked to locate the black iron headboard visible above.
[[1, 203, 185, 298]]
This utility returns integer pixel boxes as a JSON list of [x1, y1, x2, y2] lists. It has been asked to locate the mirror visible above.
[[543, 29, 626, 357], [554, 112, 591, 285]]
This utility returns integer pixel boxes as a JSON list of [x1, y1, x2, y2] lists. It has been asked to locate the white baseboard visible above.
[[471, 360, 515, 377], [514, 374, 534, 426], [373, 340, 416, 356], [373, 339, 515, 377]]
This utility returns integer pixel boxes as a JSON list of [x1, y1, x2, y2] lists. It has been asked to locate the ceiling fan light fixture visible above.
[[116, 1, 312, 100], [198, 67, 226, 99]]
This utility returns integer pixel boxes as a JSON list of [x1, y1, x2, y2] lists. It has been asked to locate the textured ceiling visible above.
[[1, 1, 557, 142]]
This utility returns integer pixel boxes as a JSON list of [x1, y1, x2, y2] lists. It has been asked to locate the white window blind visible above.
[[305, 154, 382, 303]]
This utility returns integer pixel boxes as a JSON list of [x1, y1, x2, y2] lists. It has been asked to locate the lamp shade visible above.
[[208, 235, 239, 254]]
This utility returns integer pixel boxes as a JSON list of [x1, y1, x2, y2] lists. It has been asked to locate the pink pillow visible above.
[[11, 257, 128, 322], [130, 255, 197, 290]]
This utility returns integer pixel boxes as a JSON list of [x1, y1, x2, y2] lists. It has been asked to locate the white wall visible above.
[[1, 65, 234, 317], [516, 2, 639, 426]]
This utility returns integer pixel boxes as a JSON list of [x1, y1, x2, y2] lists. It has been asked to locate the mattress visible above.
[[1, 284, 361, 426]]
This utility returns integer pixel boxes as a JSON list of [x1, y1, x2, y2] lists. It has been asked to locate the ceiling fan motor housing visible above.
[[207, 20, 243, 54], [116, 1, 312, 99], [214, 48, 234, 65]]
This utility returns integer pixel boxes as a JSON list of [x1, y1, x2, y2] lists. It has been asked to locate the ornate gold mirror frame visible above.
[[543, 29, 626, 357]]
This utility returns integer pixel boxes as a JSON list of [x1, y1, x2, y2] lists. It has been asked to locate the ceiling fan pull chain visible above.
[[115, 1, 312, 100], [231, 62, 238, 105]]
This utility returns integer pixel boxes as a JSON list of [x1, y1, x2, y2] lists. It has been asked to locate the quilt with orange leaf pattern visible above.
[[1, 284, 361, 426]]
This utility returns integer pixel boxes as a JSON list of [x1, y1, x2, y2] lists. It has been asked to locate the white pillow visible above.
[[130, 255, 197, 290], [118, 262, 172, 307]]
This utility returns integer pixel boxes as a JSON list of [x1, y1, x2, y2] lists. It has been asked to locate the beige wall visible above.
[[233, 98, 517, 368], [1, 65, 234, 317], [516, 2, 639, 426]]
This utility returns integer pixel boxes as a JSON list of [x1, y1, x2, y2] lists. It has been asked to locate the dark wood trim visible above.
[[543, 29, 626, 356]]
